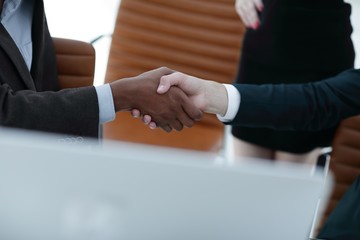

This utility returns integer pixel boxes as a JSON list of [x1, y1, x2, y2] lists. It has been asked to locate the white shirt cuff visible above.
[[95, 84, 116, 124], [217, 84, 241, 122]]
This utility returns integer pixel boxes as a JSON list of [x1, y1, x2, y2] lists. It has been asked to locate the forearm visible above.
[[0, 85, 99, 137], [230, 69, 360, 131]]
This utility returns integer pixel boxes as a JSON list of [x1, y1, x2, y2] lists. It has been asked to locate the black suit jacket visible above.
[[0, 0, 99, 138], [228, 68, 360, 132], [318, 175, 360, 240], [227, 68, 360, 239]]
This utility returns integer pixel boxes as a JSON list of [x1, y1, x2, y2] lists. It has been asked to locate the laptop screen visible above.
[[0, 128, 332, 240]]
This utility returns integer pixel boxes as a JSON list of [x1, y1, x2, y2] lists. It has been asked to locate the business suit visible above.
[[227, 68, 360, 238], [228, 68, 360, 133], [317, 175, 360, 240], [0, 0, 99, 138]]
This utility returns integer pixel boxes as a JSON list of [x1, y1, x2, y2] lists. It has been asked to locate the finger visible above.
[[182, 96, 203, 122], [170, 120, 184, 132], [161, 125, 172, 133], [246, 5, 260, 29], [177, 111, 195, 128], [142, 115, 152, 125], [240, 4, 258, 28], [157, 75, 173, 94], [157, 72, 181, 94], [131, 109, 141, 118], [176, 96, 196, 128], [149, 121, 157, 129], [254, 0, 263, 11], [238, 8, 250, 26]]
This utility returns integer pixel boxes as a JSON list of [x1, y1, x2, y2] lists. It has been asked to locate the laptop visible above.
[[0, 128, 332, 240]]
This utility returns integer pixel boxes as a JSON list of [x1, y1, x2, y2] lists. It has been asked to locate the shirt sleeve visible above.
[[95, 84, 116, 124], [217, 84, 241, 122]]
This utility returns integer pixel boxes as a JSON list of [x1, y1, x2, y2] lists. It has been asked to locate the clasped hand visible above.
[[110, 67, 203, 132], [129, 67, 228, 131]]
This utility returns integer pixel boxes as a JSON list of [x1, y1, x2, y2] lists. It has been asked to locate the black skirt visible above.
[[232, 0, 355, 153]]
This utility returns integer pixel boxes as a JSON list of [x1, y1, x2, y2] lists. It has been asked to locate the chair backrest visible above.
[[317, 115, 360, 230], [103, 0, 245, 151], [53, 38, 95, 89]]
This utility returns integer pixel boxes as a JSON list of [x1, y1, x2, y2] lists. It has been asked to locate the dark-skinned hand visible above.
[[109, 67, 203, 132]]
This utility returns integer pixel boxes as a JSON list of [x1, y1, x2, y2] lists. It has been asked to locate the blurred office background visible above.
[[43, 0, 360, 159], [44, 0, 360, 87], [44, 0, 121, 86]]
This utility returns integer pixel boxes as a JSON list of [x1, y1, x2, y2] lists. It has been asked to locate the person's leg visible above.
[[233, 135, 322, 164], [275, 148, 323, 166], [232, 136, 274, 163]]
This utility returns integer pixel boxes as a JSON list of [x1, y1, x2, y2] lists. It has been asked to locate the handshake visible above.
[[109, 67, 229, 132]]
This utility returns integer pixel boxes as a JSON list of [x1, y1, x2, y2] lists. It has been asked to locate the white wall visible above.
[[43, 0, 360, 160], [44, 0, 359, 84], [347, 0, 360, 67], [43, 0, 121, 86]]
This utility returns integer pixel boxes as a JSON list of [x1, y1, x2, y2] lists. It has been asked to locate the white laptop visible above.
[[0, 128, 332, 240]]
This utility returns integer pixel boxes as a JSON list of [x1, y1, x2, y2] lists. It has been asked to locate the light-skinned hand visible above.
[[235, 0, 263, 29]]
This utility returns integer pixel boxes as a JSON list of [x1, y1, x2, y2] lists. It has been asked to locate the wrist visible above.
[[204, 81, 228, 116], [110, 78, 134, 112]]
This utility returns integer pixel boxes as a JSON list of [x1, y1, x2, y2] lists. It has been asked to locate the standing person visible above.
[[0, 0, 201, 138], [231, 0, 355, 163]]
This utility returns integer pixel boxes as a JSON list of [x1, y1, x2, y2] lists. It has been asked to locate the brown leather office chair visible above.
[[316, 115, 360, 231], [53, 37, 95, 89], [103, 0, 245, 151]]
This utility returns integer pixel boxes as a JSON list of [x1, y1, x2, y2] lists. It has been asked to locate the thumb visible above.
[[157, 73, 179, 94]]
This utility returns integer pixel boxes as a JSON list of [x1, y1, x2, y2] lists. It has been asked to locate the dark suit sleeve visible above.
[[0, 0, 100, 139], [226, 68, 360, 131], [0, 85, 100, 138]]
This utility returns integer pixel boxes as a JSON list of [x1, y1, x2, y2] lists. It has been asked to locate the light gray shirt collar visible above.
[[1, 0, 34, 70], [1, 0, 22, 20]]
